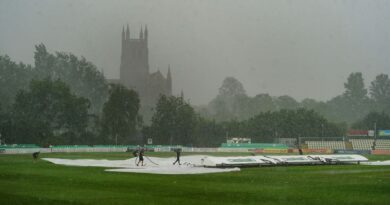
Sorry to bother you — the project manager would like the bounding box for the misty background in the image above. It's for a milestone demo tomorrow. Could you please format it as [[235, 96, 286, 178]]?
[[1, 0, 389, 105]]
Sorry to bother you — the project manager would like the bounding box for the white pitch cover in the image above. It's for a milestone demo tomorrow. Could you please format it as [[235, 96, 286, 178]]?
[[202, 155, 368, 167]]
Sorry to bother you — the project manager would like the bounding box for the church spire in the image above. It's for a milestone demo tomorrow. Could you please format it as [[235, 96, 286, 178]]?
[[144, 25, 148, 42], [139, 26, 144, 39], [167, 65, 172, 95], [121, 26, 125, 55], [122, 26, 125, 42], [167, 65, 171, 80], [126, 24, 130, 40]]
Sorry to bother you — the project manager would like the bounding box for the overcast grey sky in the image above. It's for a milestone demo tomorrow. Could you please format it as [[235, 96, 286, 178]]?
[[1, 0, 389, 105]]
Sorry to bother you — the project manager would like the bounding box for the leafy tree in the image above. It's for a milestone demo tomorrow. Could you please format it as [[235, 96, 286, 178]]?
[[218, 77, 246, 97], [0, 103, 4, 143], [231, 95, 252, 120], [101, 84, 140, 144], [244, 111, 277, 142], [177, 108, 345, 146], [0, 103, 13, 145], [33, 44, 109, 113], [34, 44, 56, 78], [325, 95, 349, 122], [344, 72, 368, 100], [244, 109, 345, 142], [220, 120, 245, 139], [252, 94, 276, 113], [2, 46, 108, 114], [192, 117, 225, 147], [325, 72, 371, 124], [208, 77, 304, 121], [149, 95, 196, 145], [275, 95, 299, 110], [370, 74, 390, 113], [208, 77, 247, 121], [301, 98, 324, 111], [208, 96, 232, 121], [11, 79, 90, 145], [352, 112, 390, 131], [370, 74, 390, 101], [0, 55, 34, 109]]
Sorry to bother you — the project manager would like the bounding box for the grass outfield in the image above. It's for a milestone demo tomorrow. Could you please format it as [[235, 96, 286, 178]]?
[[0, 153, 389, 205]]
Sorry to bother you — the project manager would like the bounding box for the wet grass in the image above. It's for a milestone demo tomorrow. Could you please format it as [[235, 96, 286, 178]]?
[[0, 153, 389, 205]]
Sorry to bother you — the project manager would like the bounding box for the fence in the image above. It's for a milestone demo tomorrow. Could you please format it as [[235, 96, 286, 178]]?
[[0, 146, 221, 154]]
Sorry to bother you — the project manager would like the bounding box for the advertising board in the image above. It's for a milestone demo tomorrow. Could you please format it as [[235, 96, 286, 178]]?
[[371, 150, 390, 155], [262, 149, 288, 154], [302, 148, 333, 154], [378, 130, 390, 136], [334, 150, 370, 155]]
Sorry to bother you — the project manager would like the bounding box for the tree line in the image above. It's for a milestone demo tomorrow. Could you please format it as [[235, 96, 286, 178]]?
[[145, 96, 346, 147], [201, 74, 390, 125], [1, 45, 389, 146]]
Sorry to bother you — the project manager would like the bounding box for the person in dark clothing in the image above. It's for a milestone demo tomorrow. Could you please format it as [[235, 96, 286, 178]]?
[[32, 151, 40, 161], [173, 149, 181, 165], [298, 148, 303, 155], [137, 149, 144, 166], [132, 150, 138, 158], [132, 149, 139, 165]]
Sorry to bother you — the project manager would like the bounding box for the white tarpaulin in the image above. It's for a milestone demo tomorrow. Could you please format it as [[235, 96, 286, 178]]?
[[43, 154, 369, 174], [361, 160, 390, 166], [43, 155, 240, 175], [202, 154, 369, 167]]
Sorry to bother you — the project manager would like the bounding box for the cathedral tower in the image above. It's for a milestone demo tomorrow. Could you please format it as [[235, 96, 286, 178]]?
[[120, 25, 149, 95], [119, 25, 172, 106]]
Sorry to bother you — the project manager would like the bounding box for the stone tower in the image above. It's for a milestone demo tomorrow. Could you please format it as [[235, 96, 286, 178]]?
[[119, 25, 172, 106]]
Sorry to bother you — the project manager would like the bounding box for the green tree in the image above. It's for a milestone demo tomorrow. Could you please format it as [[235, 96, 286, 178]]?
[[370, 74, 390, 113], [325, 72, 371, 124], [244, 109, 345, 142], [208, 97, 232, 121], [301, 98, 333, 121], [232, 95, 252, 120], [220, 120, 245, 139], [0, 103, 4, 143], [34, 44, 56, 78], [344, 72, 368, 100], [192, 117, 225, 147], [101, 84, 140, 144], [275, 95, 299, 110], [218, 77, 246, 97], [149, 95, 196, 145], [0, 102, 15, 145], [352, 112, 390, 131], [208, 77, 247, 121], [0, 55, 34, 109], [11, 79, 90, 145], [33, 44, 109, 113], [252, 94, 276, 113]]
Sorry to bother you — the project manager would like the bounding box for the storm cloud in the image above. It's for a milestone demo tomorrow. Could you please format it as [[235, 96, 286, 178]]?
[[1, 0, 389, 105]]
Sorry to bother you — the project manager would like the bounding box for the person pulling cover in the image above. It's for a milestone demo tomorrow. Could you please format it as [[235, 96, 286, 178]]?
[[132, 149, 139, 158], [173, 148, 181, 165], [137, 149, 145, 166], [32, 151, 40, 161]]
